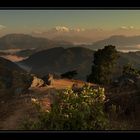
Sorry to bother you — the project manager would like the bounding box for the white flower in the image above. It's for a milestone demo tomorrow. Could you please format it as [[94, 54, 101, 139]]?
[[31, 98, 38, 103]]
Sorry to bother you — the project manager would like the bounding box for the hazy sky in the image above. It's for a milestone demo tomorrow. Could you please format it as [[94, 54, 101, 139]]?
[[0, 10, 140, 34]]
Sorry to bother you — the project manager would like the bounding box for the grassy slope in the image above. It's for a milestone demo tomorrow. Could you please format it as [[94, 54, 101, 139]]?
[[0, 78, 93, 130]]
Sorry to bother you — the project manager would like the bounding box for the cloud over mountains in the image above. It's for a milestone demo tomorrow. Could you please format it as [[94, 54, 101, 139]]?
[[31, 26, 140, 44], [32, 26, 86, 34], [0, 25, 6, 30], [120, 26, 134, 30]]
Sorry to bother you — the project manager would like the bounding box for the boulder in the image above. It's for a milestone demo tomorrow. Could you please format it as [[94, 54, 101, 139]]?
[[42, 73, 54, 86], [31, 76, 46, 87]]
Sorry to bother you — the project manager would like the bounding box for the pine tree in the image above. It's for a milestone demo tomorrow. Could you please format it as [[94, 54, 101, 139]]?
[[87, 45, 119, 85]]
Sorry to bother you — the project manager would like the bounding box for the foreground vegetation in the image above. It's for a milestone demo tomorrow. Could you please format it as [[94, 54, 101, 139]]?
[[21, 84, 109, 130]]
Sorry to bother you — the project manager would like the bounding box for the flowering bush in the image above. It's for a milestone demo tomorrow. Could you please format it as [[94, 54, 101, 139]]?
[[22, 84, 109, 130]]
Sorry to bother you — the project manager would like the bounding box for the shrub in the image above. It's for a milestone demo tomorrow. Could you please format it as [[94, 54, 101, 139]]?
[[61, 70, 78, 79], [122, 63, 140, 77], [21, 84, 109, 130]]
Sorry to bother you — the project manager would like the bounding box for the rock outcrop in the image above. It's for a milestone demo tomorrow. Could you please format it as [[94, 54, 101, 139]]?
[[42, 73, 54, 86], [31, 76, 46, 88]]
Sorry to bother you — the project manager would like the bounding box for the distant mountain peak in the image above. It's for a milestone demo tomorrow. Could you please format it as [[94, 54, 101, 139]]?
[[52, 26, 85, 33], [55, 26, 70, 32]]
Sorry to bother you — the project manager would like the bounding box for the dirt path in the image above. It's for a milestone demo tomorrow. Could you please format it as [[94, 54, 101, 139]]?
[[0, 104, 30, 130], [0, 79, 92, 130], [0, 86, 53, 130]]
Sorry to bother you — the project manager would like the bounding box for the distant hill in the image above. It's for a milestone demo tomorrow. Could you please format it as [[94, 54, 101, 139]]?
[[2, 34, 140, 57], [0, 57, 24, 72], [20, 47, 94, 80], [19, 47, 140, 81], [118, 51, 140, 68], [52, 35, 93, 44], [90, 35, 140, 50], [0, 34, 73, 50]]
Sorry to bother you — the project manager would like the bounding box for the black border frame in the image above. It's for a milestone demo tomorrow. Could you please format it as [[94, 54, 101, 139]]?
[[0, 5, 140, 138]]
